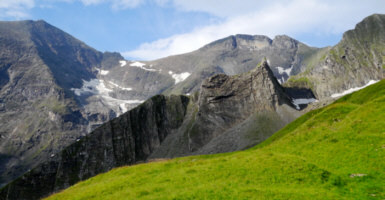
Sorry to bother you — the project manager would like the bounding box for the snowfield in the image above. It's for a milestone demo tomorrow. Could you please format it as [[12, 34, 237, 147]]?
[[129, 62, 158, 72], [71, 79, 143, 116], [96, 68, 109, 75], [119, 60, 127, 67]]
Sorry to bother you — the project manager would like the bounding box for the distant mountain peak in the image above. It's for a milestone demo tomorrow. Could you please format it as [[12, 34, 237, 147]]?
[[201, 34, 273, 51]]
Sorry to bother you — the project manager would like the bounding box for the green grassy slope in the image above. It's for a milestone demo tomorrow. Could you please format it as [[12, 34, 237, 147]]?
[[47, 81, 385, 200]]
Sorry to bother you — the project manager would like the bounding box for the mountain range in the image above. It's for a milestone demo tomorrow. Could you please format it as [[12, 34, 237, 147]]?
[[0, 14, 384, 199]]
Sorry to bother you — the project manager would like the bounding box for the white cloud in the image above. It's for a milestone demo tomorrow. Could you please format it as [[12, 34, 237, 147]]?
[[110, 0, 143, 9], [168, 0, 273, 17], [123, 0, 385, 60], [77, 0, 144, 9], [0, 0, 34, 19], [0, 0, 34, 9], [80, 0, 104, 5]]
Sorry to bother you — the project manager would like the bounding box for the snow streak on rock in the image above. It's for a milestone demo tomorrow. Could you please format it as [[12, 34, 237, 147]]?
[[331, 80, 379, 98]]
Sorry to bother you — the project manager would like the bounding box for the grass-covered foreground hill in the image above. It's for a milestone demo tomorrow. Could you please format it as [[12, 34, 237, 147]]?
[[47, 80, 385, 200]]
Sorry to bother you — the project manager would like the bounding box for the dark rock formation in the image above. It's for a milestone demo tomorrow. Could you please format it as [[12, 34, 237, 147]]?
[[0, 95, 189, 200]]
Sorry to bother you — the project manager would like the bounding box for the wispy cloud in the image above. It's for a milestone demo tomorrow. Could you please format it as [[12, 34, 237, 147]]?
[[78, 0, 144, 9], [123, 0, 385, 60], [0, 0, 34, 19]]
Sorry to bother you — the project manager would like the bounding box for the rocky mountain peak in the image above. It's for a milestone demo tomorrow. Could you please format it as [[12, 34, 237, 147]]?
[[199, 60, 291, 114], [342, 14, 385, 43], [272, 35, 299, 49], [201, 34, 273, 51], [188, 61, 295, 151]]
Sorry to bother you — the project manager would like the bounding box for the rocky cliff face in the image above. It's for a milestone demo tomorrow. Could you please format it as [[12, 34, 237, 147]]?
[[0, 95, 189, 200], [285, 14, 385, 99]]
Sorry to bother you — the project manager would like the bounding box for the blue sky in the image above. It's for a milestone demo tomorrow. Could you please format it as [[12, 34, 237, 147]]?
[[1, 0, 385, 60]]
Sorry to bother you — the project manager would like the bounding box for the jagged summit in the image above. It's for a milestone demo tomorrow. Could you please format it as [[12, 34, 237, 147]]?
[[187, 61, 297, 152]]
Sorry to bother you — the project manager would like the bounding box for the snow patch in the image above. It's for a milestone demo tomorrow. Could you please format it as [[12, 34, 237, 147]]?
[[119, 60, 127, 67], [130, 61, 146, 67], [292, 98, 318, 110], [331, 80, 379, 98], [277, 66, 292, 76], [168, 71, 191, 84], [130, 61, 158, 72], [119, 103, 128, 113], [100, 70, 109, 75], [96, 68, 110, 75], [71, 79, 111, 96], [108, 81, 132, 91]]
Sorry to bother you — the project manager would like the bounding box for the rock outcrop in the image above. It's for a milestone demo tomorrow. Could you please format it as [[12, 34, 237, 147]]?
[[0, 95, 189, 200]]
